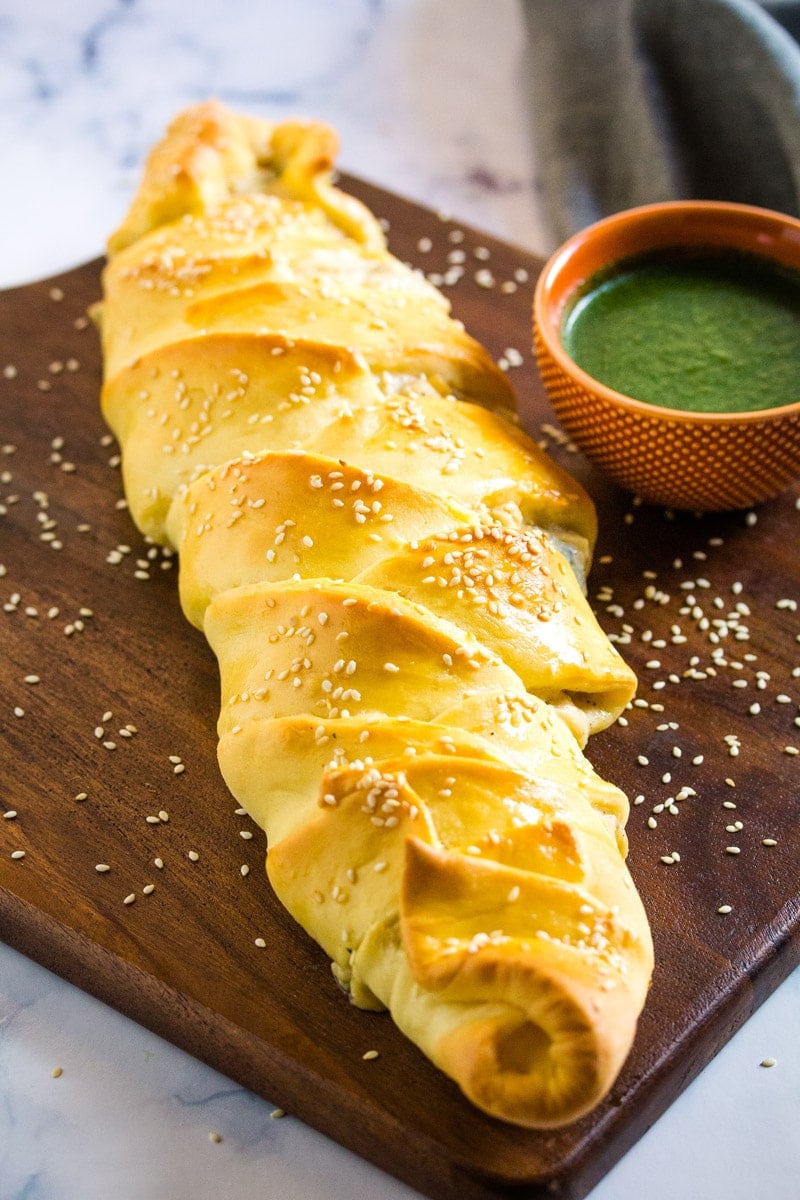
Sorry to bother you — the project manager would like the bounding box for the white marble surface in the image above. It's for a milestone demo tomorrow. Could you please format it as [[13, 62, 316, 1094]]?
[[0, 3, 798, 1198]]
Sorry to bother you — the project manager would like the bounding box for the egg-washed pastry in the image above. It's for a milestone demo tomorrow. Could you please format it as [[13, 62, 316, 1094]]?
[[96, 100, 652, 1129]]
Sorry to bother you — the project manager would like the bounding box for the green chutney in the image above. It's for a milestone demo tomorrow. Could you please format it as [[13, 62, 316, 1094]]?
[[561, 248, 800, 413]]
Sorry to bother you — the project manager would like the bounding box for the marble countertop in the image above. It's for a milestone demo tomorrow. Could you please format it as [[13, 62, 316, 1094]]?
[[1, 3, 798, 1198]]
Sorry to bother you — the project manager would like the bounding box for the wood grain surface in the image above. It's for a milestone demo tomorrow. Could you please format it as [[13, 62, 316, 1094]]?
[[1, 175, 798, 1200]]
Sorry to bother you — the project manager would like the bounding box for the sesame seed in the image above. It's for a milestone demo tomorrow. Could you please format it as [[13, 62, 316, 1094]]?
[[762, 838, 778, 847], [240, 830, 253, 840], [717, 905, 732, 914], [270, 1108, 285, 1119], [760, 1058, 777, 1068], [51, 1066, 63, 1078], [188, 850, 200, 862], [10, 850, 26, 860], [123, 893, 136, 905], [3, 810, 17, 820], [254, 937, 266, 948], [240, 864, 250, 877], [208, 1131, 223, 1143], [95, 864, 111, 873], [362, 1050, 380, 1060], [725, 846, 741, 855], [142, 884, 155, 895]]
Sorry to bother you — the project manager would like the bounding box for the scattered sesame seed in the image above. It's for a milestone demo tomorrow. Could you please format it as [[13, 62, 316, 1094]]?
[[51, 1067, 63, 1078], [10, 850, 25, 860], [760, 1058, 777, 1068], [717, 905, 732, 914], [188, 850, 200, 862], [270, 1108, 285, 1120], [254, 937, 266, 948], [362, 1050, 380, 1060], [95, 864, 111, 873], [208, 1131, 223, 1143], [123, 893, 136, 905], [240, 864, 250, 877]]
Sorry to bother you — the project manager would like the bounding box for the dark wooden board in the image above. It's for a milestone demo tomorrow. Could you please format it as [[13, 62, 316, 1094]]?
[[1, 175, 798, 1200]]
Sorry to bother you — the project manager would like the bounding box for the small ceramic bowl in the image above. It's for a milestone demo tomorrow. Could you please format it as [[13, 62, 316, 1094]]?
[[533, 201, 800, 511]]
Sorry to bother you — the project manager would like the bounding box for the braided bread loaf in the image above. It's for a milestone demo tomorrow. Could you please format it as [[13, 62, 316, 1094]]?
[[97, 101, 653, 1129]]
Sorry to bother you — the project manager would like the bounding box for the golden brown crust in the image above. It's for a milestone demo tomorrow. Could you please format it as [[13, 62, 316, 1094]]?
[[100, 101, 652, 1130], [107, 100, 384, 255]]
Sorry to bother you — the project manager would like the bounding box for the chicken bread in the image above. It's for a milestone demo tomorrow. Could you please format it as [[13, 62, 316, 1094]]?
[[96, 100, 653, 1129]]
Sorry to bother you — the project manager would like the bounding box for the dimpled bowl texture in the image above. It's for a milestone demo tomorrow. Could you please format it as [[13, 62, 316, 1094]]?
[[533, 201, 800, 511]]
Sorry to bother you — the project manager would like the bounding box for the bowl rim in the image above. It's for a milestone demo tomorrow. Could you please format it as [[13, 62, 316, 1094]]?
[[533, 199, 800, 426]]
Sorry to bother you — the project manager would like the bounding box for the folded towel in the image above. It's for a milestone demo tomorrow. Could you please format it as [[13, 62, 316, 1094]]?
[[521, 0, 800, 247]]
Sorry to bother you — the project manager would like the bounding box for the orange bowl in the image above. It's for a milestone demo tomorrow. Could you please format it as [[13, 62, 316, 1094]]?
[[533, 201, 800, 511]]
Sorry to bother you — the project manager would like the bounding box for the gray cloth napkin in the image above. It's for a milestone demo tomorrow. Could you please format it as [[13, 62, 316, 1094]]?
[[522, 0, 800, 247]]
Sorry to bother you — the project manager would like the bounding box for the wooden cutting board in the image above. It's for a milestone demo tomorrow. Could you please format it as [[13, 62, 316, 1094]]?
[[1, 175, 798, 1200]]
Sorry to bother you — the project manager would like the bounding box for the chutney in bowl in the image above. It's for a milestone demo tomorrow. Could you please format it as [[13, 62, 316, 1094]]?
[[533, 201, 800, 511]]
